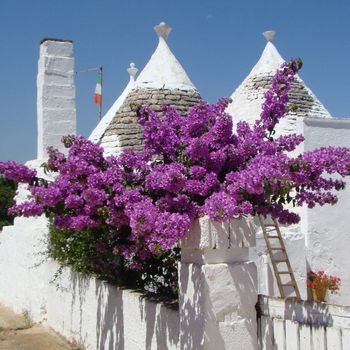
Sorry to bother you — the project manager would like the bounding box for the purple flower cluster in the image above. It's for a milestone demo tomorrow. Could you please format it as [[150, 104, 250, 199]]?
[[2, 59, 350, 267], [257, 59, 302, 132], [0, 161, 37, 183]]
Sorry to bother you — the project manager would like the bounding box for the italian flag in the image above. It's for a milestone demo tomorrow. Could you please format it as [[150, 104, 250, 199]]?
[[93, 75, 102, 106]]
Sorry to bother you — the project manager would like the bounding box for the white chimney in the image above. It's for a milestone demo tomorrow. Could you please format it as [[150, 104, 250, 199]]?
[[37, 38, 76, 160]]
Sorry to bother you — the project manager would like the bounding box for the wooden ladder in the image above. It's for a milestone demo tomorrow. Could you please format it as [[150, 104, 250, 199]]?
[[258, 214, 301, 299]]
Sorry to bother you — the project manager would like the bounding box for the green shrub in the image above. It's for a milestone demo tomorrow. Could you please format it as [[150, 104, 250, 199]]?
[[48, 224, 179, 299], [0, 176, 17, 230]]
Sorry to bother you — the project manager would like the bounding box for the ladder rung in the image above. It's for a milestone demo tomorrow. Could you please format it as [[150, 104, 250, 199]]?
[[266, 235, 280, 238], [278, 271, 291, 274], [270, 247, 284, 250], [274, 259, 288, 263], [264, 224, 277, 227]]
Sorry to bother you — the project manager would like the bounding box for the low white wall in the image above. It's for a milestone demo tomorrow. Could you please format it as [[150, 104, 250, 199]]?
[[0, 215, 179, 350], [46, 265, 179, 349], [258, 295, 350, 328], [258, 295, 350, 349], [0, 216, 49, 321]]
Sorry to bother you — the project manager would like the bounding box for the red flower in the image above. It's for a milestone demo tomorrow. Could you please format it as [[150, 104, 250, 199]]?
[[307, 271, 340, 294]]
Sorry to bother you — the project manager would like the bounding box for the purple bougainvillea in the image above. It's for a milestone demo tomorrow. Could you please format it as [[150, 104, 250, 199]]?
[[1, 59, 350, 266]]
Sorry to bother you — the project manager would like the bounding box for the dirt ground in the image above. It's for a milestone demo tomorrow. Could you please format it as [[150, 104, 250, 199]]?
[[0, 304, 82, 350]]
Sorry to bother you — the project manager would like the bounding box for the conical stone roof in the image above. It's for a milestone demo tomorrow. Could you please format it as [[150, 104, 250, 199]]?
[[226, 31, 332, 135], [99, 22, 201, 156], [89, 63, 138, 144]]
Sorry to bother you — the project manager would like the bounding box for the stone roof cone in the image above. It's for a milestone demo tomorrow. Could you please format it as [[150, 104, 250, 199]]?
[[226, 31, 332, 135], [99, 22, 201, 155], [89, 63, 138, 143]]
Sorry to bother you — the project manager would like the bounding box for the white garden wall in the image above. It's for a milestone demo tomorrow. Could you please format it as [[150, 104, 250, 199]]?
[[0, 210, 179, 350], [45, 265, 179, 349], [0, 216, 49, 321], [0, 181, 262, 350], [258, 295, 350, 349]]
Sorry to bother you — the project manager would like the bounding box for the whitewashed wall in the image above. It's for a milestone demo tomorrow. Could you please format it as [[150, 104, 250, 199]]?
[[0, 207, 258, 350], [46, 265, 179, 349], [251, 221, 308, 300], [301, 118, 350, 306], [258, 295, 350, 350], [0, 216, 49, 321], [253, 117, 350, 306], [179, 217, 258, 350], [0, 205, 179, 350]]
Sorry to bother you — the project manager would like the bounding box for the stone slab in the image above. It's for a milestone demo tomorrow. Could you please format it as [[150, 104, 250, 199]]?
[[182, 216, 256, 250]]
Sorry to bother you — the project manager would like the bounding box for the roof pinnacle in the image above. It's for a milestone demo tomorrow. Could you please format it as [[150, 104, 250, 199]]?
[[263, 30, 276, 42], [127, 62, 138, 79], [154, 22, 172, 41]]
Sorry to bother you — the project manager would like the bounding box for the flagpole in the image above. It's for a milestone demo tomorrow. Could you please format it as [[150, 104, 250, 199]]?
[[99, 65, 103, 120], [76, 65, 103, 121]]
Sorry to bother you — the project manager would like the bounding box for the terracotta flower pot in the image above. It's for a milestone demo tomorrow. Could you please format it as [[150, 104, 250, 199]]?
[[311, 286, 327, 302]]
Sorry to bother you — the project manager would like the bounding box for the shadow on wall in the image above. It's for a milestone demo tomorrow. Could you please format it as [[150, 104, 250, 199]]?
[[141, 293, 179, 350], [257, 295, 334, 349], [70, 271, 95, 347], [95, 279, 124, 350], [179, 261, 258, 349], [257, 295, 334, 333], [283, 298, 333, 327], [179, 263, 205, 349], [67, 270, 179, 350], [229, 263, 258, 349]]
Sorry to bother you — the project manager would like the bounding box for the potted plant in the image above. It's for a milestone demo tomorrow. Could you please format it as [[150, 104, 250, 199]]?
[[307, 271, 340, 302]]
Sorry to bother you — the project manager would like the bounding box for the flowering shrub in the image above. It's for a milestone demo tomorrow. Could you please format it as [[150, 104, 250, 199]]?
[[307, 271, 341, 294], [1, 58, 350, 273], [48, 224, 180, 297]]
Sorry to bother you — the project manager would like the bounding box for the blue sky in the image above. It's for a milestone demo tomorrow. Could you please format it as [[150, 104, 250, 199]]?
[[0, 0, 349, 162]]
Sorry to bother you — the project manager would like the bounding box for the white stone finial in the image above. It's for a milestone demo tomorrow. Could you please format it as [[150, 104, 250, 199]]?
[[263, 30, 276, 42], [127, 62, 138, 79], [154, 22, 172, 40]]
